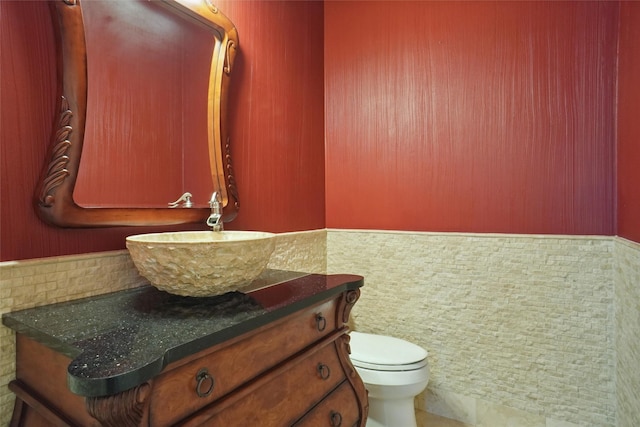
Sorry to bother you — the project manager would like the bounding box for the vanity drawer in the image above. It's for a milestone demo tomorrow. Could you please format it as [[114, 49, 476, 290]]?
[[149, 297, 340, 426], [293, 381, 361, 427], [181, 339, 346, 426]]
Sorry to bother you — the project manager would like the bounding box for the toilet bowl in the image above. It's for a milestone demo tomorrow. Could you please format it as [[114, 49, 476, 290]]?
[[349, 331, 429, 427]]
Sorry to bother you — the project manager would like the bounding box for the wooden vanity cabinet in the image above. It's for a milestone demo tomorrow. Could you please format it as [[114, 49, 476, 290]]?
[[7, 282, 368, 427]]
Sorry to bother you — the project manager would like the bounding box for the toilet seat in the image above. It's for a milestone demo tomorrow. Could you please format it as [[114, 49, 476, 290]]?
[[349, 331, 428, 372]]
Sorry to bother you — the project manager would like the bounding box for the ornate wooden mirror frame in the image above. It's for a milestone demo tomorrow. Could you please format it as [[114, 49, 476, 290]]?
[[35, 0, 239, 227]]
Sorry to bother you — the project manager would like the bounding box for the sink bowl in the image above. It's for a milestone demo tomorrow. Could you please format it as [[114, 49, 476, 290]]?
[[126, 231, 276, 297]]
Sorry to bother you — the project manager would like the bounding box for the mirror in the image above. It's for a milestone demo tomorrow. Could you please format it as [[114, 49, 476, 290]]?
[[35, 0, 239, 227], [76, 0, 214, 209]]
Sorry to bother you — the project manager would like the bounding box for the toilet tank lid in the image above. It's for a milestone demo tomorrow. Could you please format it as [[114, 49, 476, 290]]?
[[349, 331, 428, 366]]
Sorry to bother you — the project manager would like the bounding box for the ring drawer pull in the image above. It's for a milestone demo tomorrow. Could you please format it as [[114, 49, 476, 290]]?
[[317, 363, 331, 380], [329, 410, 342, 426], [195, 368, 214, 398], [315, 313, 327, 331]]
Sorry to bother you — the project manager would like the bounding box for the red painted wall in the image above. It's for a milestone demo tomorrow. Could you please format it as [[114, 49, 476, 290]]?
[[325, 1, 617, 235], [617, 2, 640, 243], [0, 0, 325, 261], [2, 1, 634, 261], [217, 0, 326, 234]]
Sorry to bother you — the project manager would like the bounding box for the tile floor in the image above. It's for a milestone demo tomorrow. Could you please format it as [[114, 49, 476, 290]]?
[[419, 412, 472, 427]]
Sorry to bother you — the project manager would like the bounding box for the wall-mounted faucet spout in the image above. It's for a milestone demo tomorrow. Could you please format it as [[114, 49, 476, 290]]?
[[207, 191, 223, 231], [168, 192, 193, 208]]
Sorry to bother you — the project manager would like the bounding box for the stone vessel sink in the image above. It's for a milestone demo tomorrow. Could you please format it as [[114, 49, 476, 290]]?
[[126, 231, 276, 297]]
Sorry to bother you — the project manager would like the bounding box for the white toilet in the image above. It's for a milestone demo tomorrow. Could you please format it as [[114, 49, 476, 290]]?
[[349, 331, 429, 427]]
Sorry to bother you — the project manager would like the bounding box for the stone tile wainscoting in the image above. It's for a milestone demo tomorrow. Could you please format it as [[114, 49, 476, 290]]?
[[615, 238, 640, 427], [1, 229, 638, 426], [0, 230, 327, 426], [328, 230, 640, 427]]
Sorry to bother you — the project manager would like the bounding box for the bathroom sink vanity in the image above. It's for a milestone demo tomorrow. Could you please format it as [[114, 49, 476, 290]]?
[[3, 271, 368, 426]]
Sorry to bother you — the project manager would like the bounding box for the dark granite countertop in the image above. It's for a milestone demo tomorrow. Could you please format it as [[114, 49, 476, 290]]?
[[2, 270, 363, 398]]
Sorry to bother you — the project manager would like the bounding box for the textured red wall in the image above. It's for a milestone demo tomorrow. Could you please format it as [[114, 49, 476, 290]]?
[[0, 0, 325, 261], [617, 2, 640, 243], [1, 1, 632, 262], [325, 1, 617, 235], [217, 0, 326, 233]]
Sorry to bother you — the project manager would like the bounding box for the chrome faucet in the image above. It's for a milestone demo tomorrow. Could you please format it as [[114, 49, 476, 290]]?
[[206, 191, 223, 231], [168, 192, 193, 208]]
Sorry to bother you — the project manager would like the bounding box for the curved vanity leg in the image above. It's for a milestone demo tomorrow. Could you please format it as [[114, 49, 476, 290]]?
[[85, 382, 150, 427], [335, 333, 369, 427], [335, 288, 369, 426]]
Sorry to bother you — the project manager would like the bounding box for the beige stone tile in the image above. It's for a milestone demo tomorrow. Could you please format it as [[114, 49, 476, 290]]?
[[476, 400, 545, 427], [546, 417, 580, 427], [327, 230, 617, 426], [418, 388, 476, 425], [417, 410, 473, 427], [268, 229, 327, 273]]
